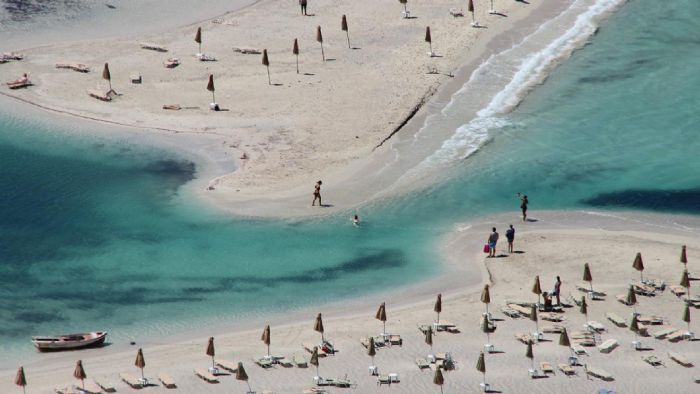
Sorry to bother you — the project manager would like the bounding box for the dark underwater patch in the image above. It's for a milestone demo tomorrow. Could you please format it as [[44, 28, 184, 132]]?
[[582, 188, 700, 213]]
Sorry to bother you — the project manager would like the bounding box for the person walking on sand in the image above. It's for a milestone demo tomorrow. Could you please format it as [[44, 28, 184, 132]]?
[[553, 276, 562, 306], [505, 224, 515, 253], [312, 180, 322, 206], [518, 193, 529, 221], [487, 227, 499, 258], [299, 0, 308, 15], [352, 214, 360, 227]]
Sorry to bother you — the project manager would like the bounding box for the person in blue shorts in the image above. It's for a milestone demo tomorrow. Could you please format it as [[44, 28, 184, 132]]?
[[487, 227, 499, 258]]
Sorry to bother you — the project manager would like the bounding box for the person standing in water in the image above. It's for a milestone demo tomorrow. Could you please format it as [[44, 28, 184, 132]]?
[[505, 225, 515, 253], [352, 215, 360, 227], [487, 227, 499, 258], [518, 193, 529, 221], [312, 180, 322, 206]]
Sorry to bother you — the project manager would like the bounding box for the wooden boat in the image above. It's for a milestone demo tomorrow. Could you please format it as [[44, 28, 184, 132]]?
[[32, 331, 107, 351]]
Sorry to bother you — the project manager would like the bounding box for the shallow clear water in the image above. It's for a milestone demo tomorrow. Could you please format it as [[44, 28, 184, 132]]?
[[1, 0, 699, 362]]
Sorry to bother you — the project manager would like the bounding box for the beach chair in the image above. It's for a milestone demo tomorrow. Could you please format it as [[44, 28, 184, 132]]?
[[333, 376, 353, 388], [449, 8, 464, 17], [540, 362, 555, 374], [416, 357, 430, 370], [302, 388, 328, 394], [216, 359, 239, 372], [434, 321, 459, 332], [194, 368, 219, 383], [130, 72, 142, 84], [585, 321, 606, 333], [652, 327, 677, 339], [140, 43, 168, 52], [669, 285, 686, 297], [197, 54, 217, 61], [586, 366, 614, 381], [91, 379, 115, 393], [314, 377, 335, 386], [508, 303, 531, 316], [388, 334, 403, 346], [515, 333, 534, 344], [633, 282, 656, 296], [158, 373, 176, 389], [558, 363, 576, 376], [87, 89, 113, 102], [254, 357, 273, 368], [292, 354, 308, 368], [606, 312, 627, 327], [542, 324, 564, 334], [6, 80, 32, 89], [598, 339, 618, 354], [501, 306, 520, 318], [571, 344, 589, 356], [668, 351, 693, 367], [388, 373, 400, 383], [119, 373, 143, 388], [539, 312, 564, 322], [643, 355, 663, 367], [277, 357, 293, 368], [637, 315, 664, 325], [667, 330, 686, 342], [377, 374, 390, 386]]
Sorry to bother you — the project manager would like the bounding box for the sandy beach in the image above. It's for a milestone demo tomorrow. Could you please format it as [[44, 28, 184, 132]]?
[[0, 0, 563, 217], [2, 210, 698, 393]]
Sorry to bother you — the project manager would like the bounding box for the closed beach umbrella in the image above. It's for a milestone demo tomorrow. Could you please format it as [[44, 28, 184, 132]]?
[[261, 325, 271, 357], [481, 314, 492, 346], [102, 63, 112, 91], [314, 313, 325, 342], [367, 337, 376, 366], [525, 340, 534, 370], [341, 15, 350, 48], [579, 295, 588, 322], [681, 270, 691, 288], [530, 304, 539, 335], [476, 351, 486, 387], [425, 326, 433, 354], [681, 245, 688, 267], [310, 346, 320, 377], [206, 337, 216, 370], [425, 26, 433, 55], [135, 348, 146, 381], [629, 313, 639, 343], [626, 285, 637, 313], [683, 303, 691, 334], [633, 252, 645, 281], [236, 362, 253, 393], [262, 49, 271, 85], [15, 366, 26, 394], [195, 26, 202, 54], [583, 263, 594, 293], [434, 293, 442, 324], [73, 360, 86, 390], [316, 26, 325, 61], [559, 327, 573, 358], [293, 38, 300, 74], [376, 302, 387, 335], [206, 74, 215, 103], [532, 275, 542, 305], [433, 367, 444, 394], [481, 284, 491, 316]]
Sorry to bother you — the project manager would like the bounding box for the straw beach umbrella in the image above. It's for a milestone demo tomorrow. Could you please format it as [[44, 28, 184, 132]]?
[[434, 293, 442, 324], [73, 360, 86, 390], [683, 303, 692, 336], [425, 326, 434, 355], [681, 269, 691, 298], [261, 325, 271, 358], [433, 367, 444, 394], [236, 362, 253, 393], [135, 348, 146, 382], [633, 252, 645, 282], [525, 340, 534, 371], [206, 74, 215, 104], [15, 366, 26, 394], [468, 0, 478, 27], [481, 284, 491, 317], [292, 39, 300, 74], [310, 346, 320, 378], [194, 26, 202, 54], [262, 49, 271, 85], [206, 337, 216, 371], [626, 284, 638, 314], [316, 26, 325, 61], [579, 295, 588, 323], [314, 313, 325, 343], [341, 15, 350, 49], [425, 26, 433, 56], [102, 63, 112, 92], [476, 351, 487, 390], [583, 263, 594, 294], [532, 275, 542, 305], [559, 327, 575, 360], [376, 302, 387, 335], [681, 245, 688, 269]]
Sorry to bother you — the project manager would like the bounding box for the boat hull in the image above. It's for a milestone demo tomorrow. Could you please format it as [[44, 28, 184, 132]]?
[[32, 332, 107, 352]]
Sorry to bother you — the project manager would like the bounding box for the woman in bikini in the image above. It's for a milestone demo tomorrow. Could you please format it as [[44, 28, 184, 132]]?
[[312, 180, 322, 206]]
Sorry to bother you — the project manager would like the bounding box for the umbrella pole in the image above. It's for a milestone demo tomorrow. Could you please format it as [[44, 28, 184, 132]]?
[[320, 43, 325, 61], [296, 54, 299, 74], [266, 66, 271, 85], [491, 0, 494, 12], [212, 356, 215, 371], [346, 31, 350, 49], [383, 321, 386, 336], [267, 344, 270, 358], [429, 42, 432, 56], [211, 91, 215, 104], [199, 43, 202, 54], [141, 367, 144, 381], [436, 311, 439, 324]]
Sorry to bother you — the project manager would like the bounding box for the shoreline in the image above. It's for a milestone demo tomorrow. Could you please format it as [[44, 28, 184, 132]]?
[[3, 208, 698, 392]]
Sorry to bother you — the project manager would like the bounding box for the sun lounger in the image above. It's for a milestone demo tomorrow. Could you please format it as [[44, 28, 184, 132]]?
[[586, 366, 613, 381], [119, 373, 143, 388], [571, 330, 595, 339], [643, 355, 663, 366], [2, 52, 23, 60], [633, 282, 656, 296], [78, 381, 103, 393], [558, 363, 576, 375], [585, 321, 606, 332], [87, 89, 114, 102], [434, 321, 460, 333], [215, 359, 239, 372], [158, 373, 176, 389], [606, 312, 627, 327], [571, 344, 589, 356], [275, 357, 293, 367], [542, 324, 565, 333], [540, 362, 554, 374], [377, 374, 390, 385], [669, 285, 686, 296], [415, 357, 430, 369], [598, 339, 618, 354], [254, 357, 273, 368], [616, 294, 632, 305], [54, 387, 78, 394], [501, 306, 520, 318], [515, 333, 535, 344], [194, 368, 219, 383], [314, 377, 335, 386], [140, 43, 168, 52], [667, 330, 686, 342], [333, 376, 353, 388], [302, 388, 328, 394], [164, 58, 180, 68], [508, 303, 532, 316], [577, 284, 606, 299], [668, 351, 693, 367], [292, 354, 308, 368], [637, 315, 663, 325], [197, 54, 217, 61], [539, 312, 564, 322], [652, 327, 677, 339], [449, 8, 464, 17], [233, 47, 262, 55], [91, 379, 114, 393], [388, 334, 403, 346], [55, 63, 90, 73], [6, 80, 32, 89]]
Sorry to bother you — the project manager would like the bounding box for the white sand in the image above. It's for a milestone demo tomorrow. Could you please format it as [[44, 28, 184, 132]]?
[[2, 210, 699, 393], [1, 0, 560, 218]]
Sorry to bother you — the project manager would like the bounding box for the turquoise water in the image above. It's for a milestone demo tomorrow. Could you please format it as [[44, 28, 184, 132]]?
[[2, 0, 699, 361]]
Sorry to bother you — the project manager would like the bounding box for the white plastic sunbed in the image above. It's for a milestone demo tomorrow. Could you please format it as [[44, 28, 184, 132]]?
[[158, 372, 176, 389], [119, 373, 143, 388], [586, 366, 613, 381], [194, 368, 219, 383], [668, 351, 693, 367], [598, 339, 618, 354], [606, 312, 627, 327]]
